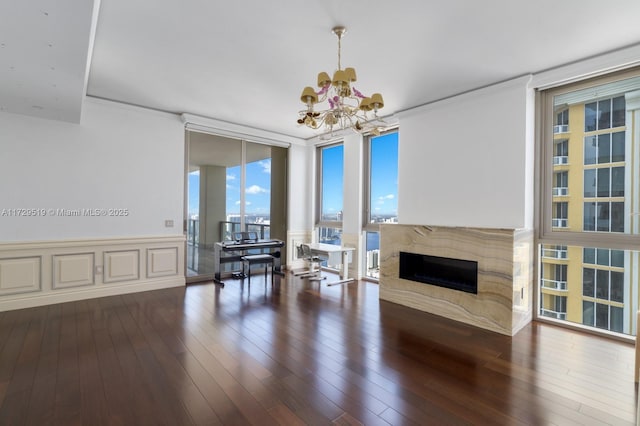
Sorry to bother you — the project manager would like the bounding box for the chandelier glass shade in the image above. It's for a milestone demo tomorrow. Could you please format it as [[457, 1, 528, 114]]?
[[298, 26, 385, 135]]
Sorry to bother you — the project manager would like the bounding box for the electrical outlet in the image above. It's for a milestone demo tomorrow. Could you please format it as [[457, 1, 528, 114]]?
[[165, 219, 174, 227]]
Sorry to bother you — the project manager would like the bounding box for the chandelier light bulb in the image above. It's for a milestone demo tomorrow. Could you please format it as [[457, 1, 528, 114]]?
[[297, 26, 385, 135]]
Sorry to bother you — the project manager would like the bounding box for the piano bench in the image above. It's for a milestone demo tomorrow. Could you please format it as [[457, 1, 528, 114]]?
[[241, 254, 275, 286]]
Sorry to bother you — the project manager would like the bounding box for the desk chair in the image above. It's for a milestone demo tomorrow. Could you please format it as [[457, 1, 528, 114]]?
[[293, 244, 326, 282], [241, 254, 274, 286]]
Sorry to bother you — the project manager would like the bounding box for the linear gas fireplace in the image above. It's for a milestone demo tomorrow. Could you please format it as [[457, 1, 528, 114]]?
[[399, 251, 478, 294]]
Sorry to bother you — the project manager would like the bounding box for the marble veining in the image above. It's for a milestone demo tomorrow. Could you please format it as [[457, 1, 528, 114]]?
[[380, 224, 533, 336]]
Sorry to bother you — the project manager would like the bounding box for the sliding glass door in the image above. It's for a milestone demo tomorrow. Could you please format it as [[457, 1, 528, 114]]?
[[185, 131, 287, 282]]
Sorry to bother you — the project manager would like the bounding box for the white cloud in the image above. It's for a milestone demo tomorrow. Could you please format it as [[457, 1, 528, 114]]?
[[227, 174, 236, 181], [246, 184, 267, 194], [259, 160, 271, 174], [376, 194, 395, 204]]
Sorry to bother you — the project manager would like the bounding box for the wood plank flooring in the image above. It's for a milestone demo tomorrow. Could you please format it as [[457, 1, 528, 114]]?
[[0, 273, 636, 425]]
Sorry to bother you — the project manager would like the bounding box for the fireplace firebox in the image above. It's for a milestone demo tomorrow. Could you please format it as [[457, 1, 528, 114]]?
[[399, 252, 478, 294]]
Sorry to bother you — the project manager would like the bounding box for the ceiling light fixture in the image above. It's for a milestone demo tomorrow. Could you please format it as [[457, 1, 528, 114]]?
[[297, 26, 385, 135]]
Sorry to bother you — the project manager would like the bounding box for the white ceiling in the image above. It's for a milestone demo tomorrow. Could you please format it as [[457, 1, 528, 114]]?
[[3, 0, 640, 139]]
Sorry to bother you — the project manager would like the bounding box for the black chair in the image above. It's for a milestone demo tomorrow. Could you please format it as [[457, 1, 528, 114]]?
[[241, 254, 274, 285]]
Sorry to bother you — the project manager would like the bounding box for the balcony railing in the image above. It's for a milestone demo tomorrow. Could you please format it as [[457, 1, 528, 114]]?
[[541, 247, 568, 259], [220, 221, 270, 241], [187, 219, 199, 246], [541, 278, 568, 291], [187, 219, 271, 246], [552, 218, 568, 228], [553, 156, 568, 165], [540, 309, 567, 320], [553, 124, 569, 134], [552, 187, 568, 196]]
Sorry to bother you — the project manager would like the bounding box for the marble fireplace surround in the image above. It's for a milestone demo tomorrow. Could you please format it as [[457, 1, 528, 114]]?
[[379, 224, 534, 336]]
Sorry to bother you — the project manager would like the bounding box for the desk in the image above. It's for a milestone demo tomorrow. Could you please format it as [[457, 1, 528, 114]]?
[[213, 239, 284, 286], [307, 243, 355, 286]]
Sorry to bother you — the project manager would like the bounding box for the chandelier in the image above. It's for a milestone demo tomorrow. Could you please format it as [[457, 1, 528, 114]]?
[[297, 26, 385, 135]]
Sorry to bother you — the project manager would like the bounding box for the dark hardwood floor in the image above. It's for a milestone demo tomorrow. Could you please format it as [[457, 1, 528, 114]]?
[[0, 272, 636, 425]]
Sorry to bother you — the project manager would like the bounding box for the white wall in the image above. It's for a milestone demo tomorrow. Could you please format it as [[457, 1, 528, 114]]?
[[287, 143, 314, 232], [0, 97, 185, 241], [396, 75, 534, 229], [342, 133, 364, 235]]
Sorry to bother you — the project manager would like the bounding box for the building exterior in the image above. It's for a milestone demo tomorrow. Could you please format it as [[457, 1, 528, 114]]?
[[539, 81, 640, 335]]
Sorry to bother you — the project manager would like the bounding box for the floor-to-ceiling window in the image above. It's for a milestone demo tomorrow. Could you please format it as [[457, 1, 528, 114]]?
[[315, 142, 344, 269], [317, 142, 344, 244], [186, 131, 287, 281], [537, 69, 640, 337], [363, 129, 398, 280]]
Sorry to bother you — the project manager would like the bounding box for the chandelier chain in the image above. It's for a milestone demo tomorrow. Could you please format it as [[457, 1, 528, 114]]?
[[337, 33, 342, 70]]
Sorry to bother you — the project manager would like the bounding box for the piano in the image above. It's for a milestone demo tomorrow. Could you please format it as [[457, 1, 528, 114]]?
[[213, 231, 285, 286]]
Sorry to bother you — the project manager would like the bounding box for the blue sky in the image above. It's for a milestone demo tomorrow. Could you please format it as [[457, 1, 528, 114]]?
[[369, 132, 399, 216], [188, 159, 272, 217], [322, 132, 398, 217], [189, 132, 398, 218]]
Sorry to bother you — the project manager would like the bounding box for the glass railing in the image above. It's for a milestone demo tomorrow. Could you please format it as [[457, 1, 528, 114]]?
[[220, 221, 271, 241], [540, 309, 567, 320], [553, 124, 569, 134], [552, 218, 568, 228], [541, 278, 568, 291], [187, 219, 271, 246], [552, 187, 569, 196], [187, 219, 199, 246], [541, 246, 568, 259], [553, 156, 569, 165]]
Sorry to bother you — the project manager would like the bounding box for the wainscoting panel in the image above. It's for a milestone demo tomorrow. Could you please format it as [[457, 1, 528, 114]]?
[[147, 247, 178, 278], [287, 230, 313, 271], [0, 256, 41, 296], [0, 236, 185, 311], [52, 252, 95, 289], [104, 250, 140, 283]]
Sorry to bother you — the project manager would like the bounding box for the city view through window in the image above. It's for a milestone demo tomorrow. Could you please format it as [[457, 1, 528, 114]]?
[[188, 157, 273, 244], [318, 132, 399, 278], [540, 76, 640, 336], [189, 132, 399, 280]]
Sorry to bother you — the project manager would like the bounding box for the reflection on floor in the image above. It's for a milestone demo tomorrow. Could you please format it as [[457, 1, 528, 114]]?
[[186, 244, 217, 277]]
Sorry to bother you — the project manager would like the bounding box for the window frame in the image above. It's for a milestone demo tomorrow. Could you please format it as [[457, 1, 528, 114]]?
[[315, 141, 344, 231], [362, 128, 399, 233], [536, 67, 640, 252]]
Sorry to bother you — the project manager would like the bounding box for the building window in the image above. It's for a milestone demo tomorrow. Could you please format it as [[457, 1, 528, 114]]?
[[584, 132, 625, 165], [582, 302, 623, 332], [552, 202, 568, 228], [583, 201, 624, 232], [556, 108, 569, 126], [538, 69, 640, 336], [363, 129, 398, 279], [553, 171, 568, 196], [554, 139, 569, 164], [584, 95, 625, 131]]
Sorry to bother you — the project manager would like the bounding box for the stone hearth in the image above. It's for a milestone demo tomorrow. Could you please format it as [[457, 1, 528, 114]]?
[[379, 224, 533, 336]]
